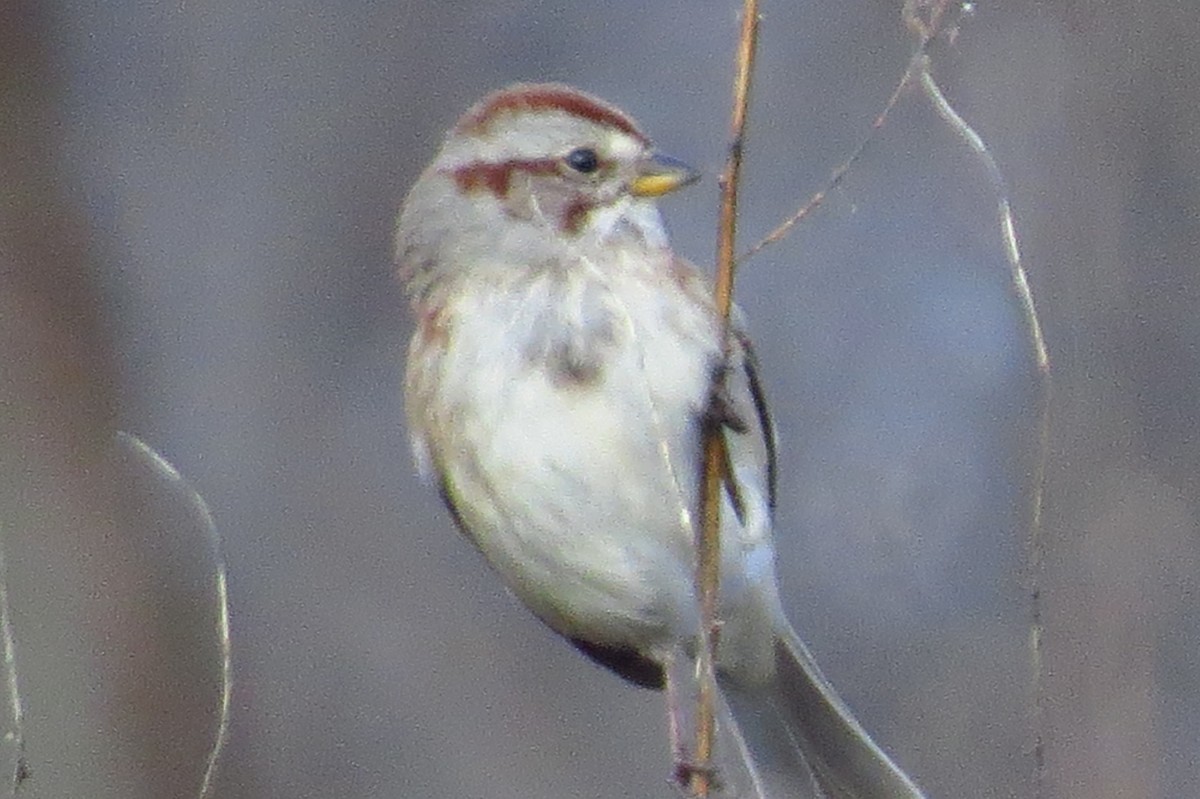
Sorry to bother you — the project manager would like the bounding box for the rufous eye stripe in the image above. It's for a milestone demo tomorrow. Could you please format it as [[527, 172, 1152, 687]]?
[[455, 83, 649, 145], [446, 158, 560, 198]]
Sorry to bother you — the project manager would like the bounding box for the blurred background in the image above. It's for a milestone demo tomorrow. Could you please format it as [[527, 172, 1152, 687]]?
[[2, 1, 1197, 797]]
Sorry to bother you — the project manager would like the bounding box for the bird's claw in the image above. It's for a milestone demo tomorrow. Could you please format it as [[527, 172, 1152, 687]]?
[[671, 757, 722, 796]]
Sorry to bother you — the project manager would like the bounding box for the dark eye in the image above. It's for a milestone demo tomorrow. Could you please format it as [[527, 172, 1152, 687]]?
[[564, 147, 600, 174]]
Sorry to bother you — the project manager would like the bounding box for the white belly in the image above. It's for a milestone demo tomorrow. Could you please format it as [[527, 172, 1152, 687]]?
[[406, 263, 778, 672]]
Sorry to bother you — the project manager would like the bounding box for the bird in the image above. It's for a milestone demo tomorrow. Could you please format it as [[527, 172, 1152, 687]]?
[[396, 82, 927, 798]]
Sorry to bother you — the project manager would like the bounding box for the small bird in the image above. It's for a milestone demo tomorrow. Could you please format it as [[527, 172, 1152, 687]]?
[[397, 83, 926, 798]]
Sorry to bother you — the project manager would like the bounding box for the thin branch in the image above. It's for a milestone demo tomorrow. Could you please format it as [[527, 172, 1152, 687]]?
[[691, 1, 759, 796], [742, 53, 921, 262], [739, 2, 1052, 795], [742, 0, 964, 262], [917, 63, 1051, 799], [0, 540, 28, 795], [917, 68, 1048, 374], [198, 547, 232, 799], [116, 433, 233, 799]]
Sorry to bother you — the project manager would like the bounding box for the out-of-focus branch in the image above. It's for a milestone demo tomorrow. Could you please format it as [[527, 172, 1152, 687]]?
[[0, 5, 233, 798], [691, 1, 759, 796], [0, 545, 27, 794], [0, 3, 115, 789], [113, 434, 234, 799]]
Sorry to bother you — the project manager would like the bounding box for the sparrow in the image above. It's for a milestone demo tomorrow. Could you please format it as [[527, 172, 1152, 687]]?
[[397, 82, 926, 799]]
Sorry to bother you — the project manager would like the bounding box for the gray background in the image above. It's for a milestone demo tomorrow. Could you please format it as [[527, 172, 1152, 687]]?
[[2, 1, 1198, 797]]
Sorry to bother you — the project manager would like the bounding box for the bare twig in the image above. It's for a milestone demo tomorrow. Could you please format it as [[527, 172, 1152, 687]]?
[[742, 53, 921, 262], [691, 1, 759, 796], [0, 540, 28, 795], [739, 2, 1052, 794], [743, 0, 963, 262], [917, 61, 1051, 799]]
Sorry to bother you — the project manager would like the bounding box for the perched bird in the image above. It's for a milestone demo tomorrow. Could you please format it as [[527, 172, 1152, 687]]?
[[397, 82, 926, 798]]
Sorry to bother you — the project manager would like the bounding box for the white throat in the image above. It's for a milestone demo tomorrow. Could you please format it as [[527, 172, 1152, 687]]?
[[584, 197, 669, 252]]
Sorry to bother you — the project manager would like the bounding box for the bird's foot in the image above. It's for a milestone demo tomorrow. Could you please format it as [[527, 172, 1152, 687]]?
[[671, 757, 721, 796]]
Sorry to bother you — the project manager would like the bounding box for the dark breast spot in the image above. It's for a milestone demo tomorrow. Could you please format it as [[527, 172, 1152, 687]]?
[[547, 340, 605, 388]]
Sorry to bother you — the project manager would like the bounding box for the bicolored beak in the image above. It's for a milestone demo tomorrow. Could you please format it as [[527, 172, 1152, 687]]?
[[630, 152, 700, 198]]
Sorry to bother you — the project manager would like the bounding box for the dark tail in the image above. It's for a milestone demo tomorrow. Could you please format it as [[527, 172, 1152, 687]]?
[[718, 622, 926, 799]]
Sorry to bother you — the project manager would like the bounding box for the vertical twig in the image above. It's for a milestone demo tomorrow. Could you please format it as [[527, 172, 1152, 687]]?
[[0, 540, 28, 794], [917, 64, 1051, 799], [691, 1, 759, 796]]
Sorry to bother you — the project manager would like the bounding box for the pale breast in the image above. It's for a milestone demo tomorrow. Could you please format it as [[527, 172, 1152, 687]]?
[[407, 256, 723, 651]]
